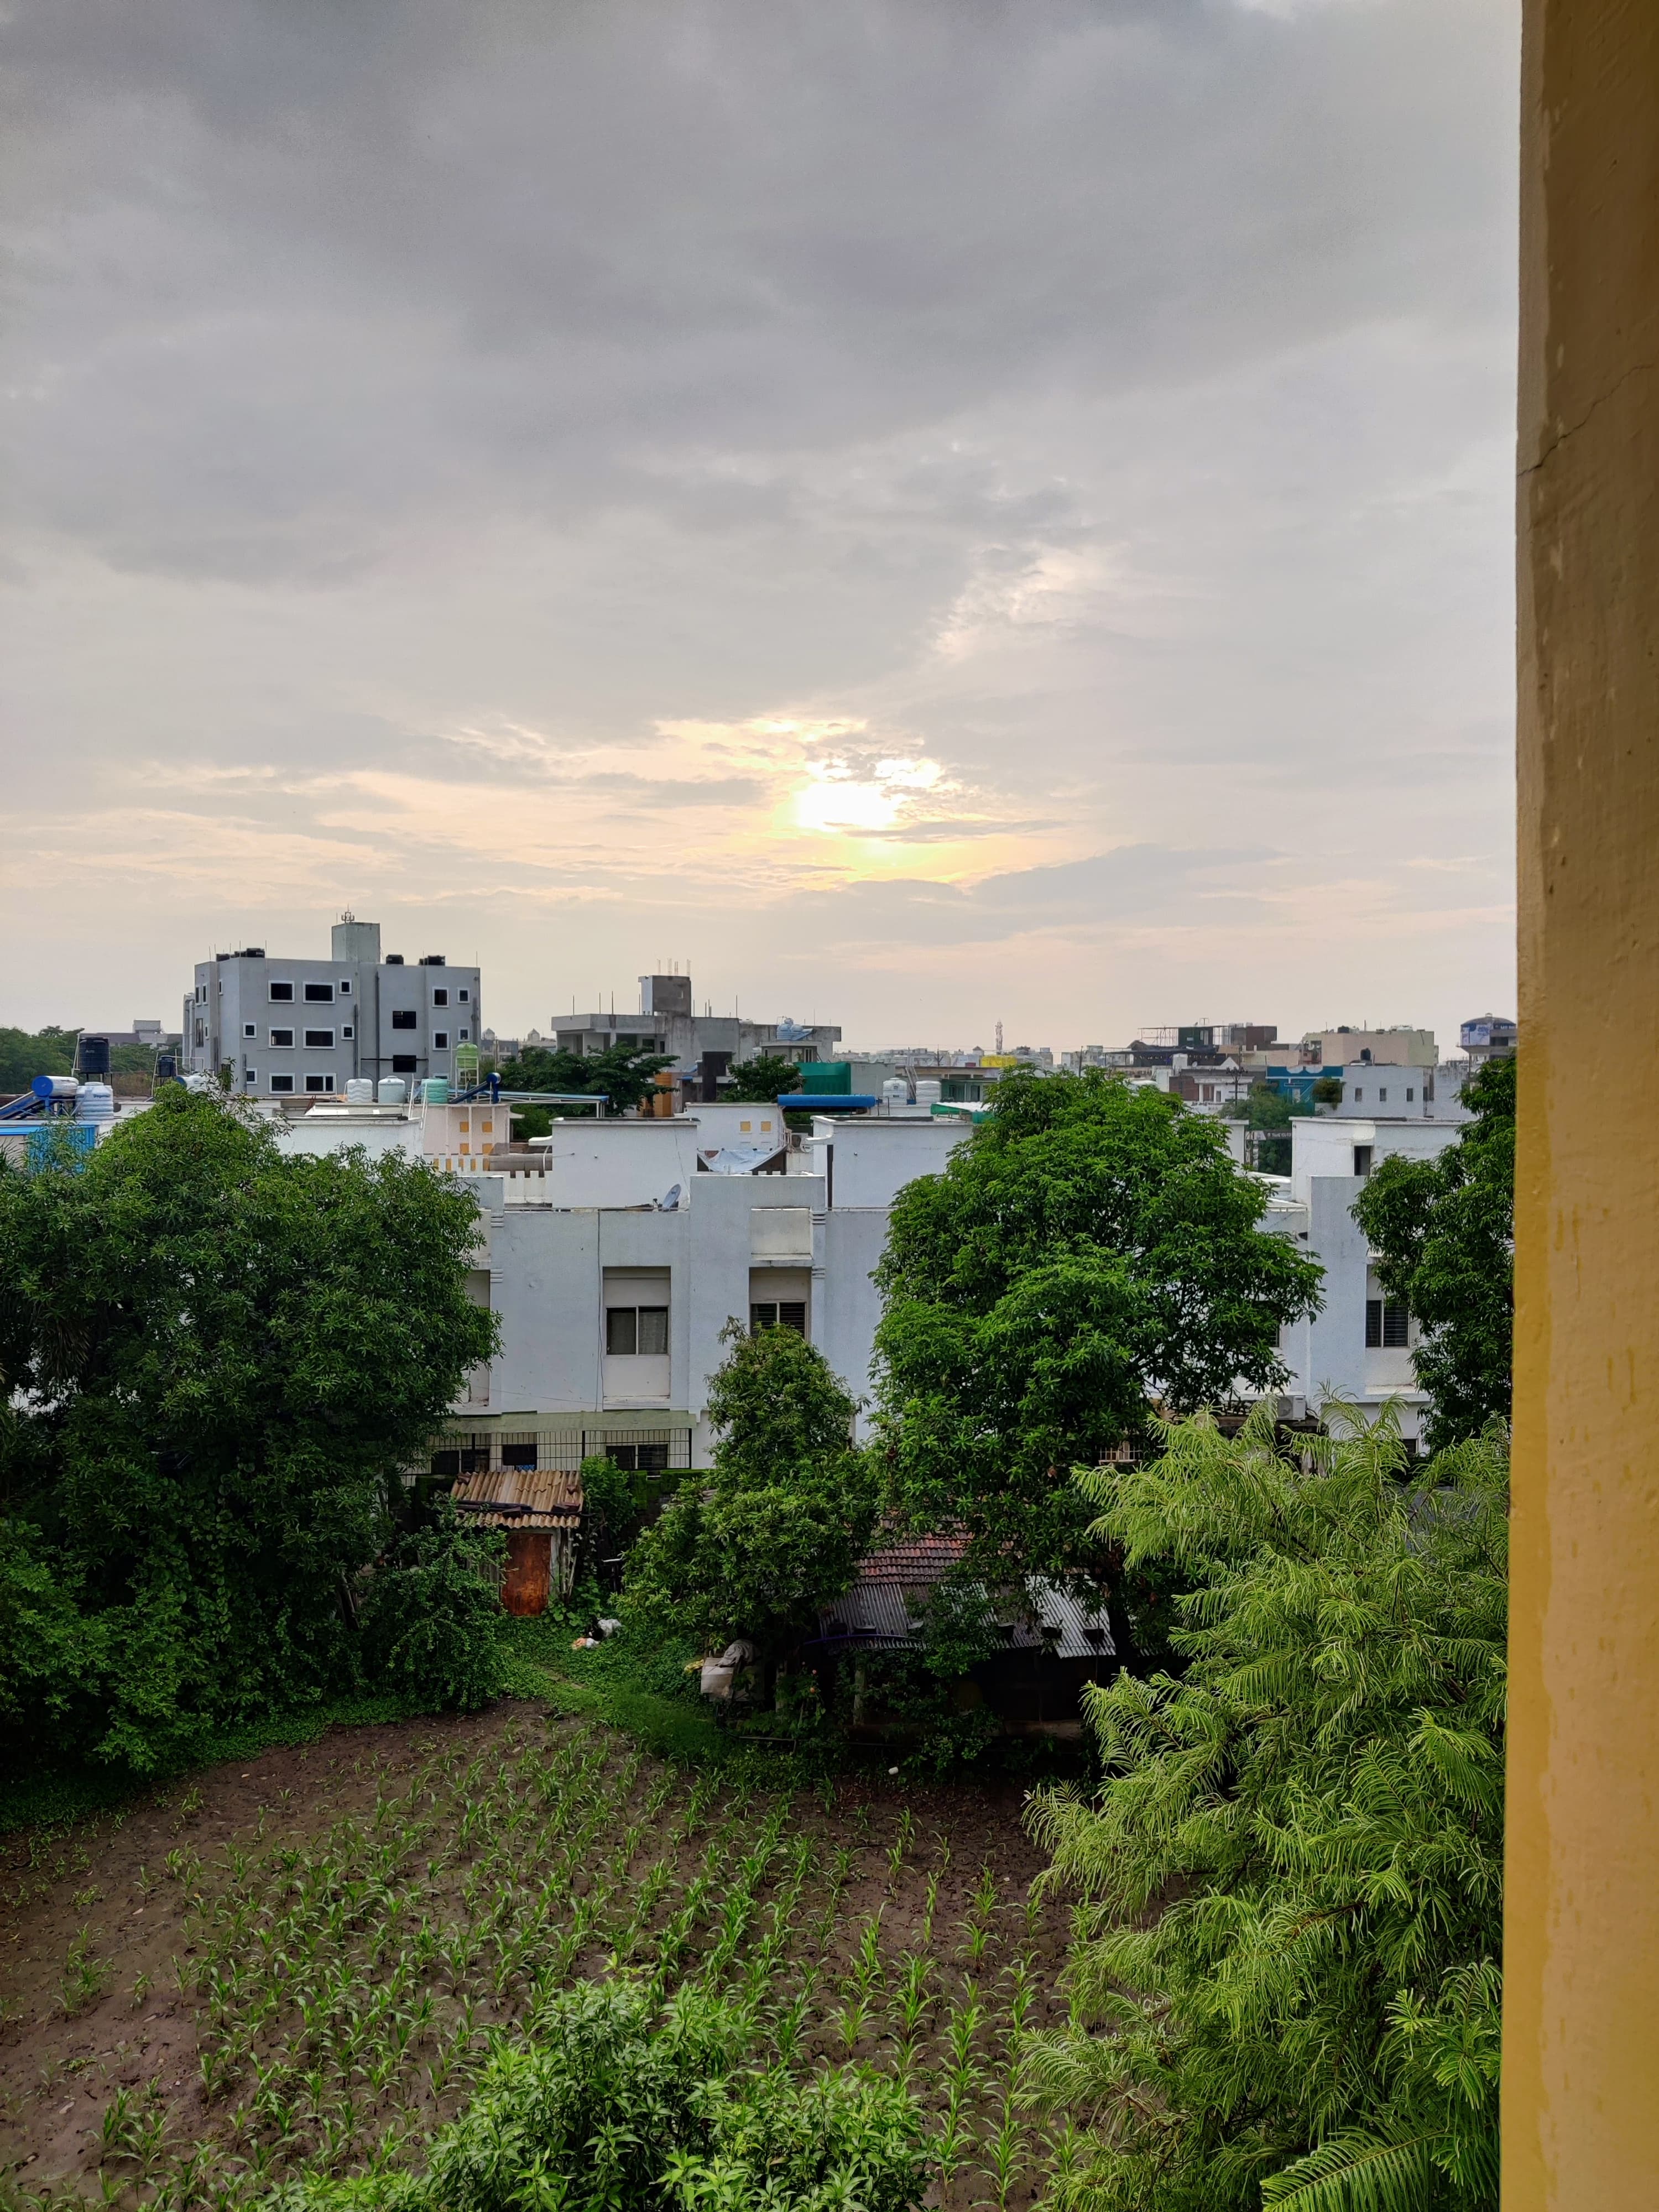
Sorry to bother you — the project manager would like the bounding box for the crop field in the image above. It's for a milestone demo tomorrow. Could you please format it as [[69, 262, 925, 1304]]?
[[1, 1703, 1076, 2210]]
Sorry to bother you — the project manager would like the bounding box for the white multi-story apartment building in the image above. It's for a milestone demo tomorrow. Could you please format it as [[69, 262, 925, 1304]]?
[[1265, 1111, 1469, 1444], [182, 917, 481, 1100]]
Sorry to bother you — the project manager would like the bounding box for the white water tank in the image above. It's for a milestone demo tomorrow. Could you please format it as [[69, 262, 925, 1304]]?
[[882, 1077, 909, 1107], [74, 1082, 116, 1123], [345, 1078, 374, 1105], [377, 1077, 407, 1106], [914, 1079, 942, 1107]]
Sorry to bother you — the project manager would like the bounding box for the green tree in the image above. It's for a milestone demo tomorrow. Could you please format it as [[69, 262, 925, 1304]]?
[[872, 1071, 1323, 1588], [1025, 1403, 1506, 2212], [497, 1044, 674, 1131], [1352, 1057, 1514, 1448], [625, 1322, 875, 1673], [721, 1054, 802, 1103], [0, 1088, 498, 1772], [0, 1025, 77, 1094]]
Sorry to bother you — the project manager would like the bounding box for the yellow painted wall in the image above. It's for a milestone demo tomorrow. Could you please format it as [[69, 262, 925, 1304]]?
[[1507, 2, 1659, 2204]]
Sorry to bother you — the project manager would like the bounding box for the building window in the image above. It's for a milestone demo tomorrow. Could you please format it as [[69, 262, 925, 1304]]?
[[342, 1024, 353, 1040], [458, 1027, 469, 1042], [500, 1439, 537, 1470], [269, 982, 294, 1002], [304, 1029, 335, 1048], [1406, 1087, 1415, 1102], [1366, 1300, 1410, 1349], [458, 988, 469, 1003], [340, 979, 352, 994], [304, 1073, 335, 1094], [243, 1022, 257, 1039], [392, 1009, 417, 1030], [270, 1074, 295, 1094], [270, 1027, 295, 1047], [1378, 1088, 1389, 1103], [304, 983, 334, 1003], [751, 1302, 807, 1335], [1353, 1145, 1373, 1177], [392, 1053, 418, 1074], [432, 988, 448, 1006], [606, 1307, 669, 1356], [1353, 1087, 1363, 1102], [607, 1441, 669, 1472], [434, 1030, 449, 1049], [244, 1070, 257, 1086]]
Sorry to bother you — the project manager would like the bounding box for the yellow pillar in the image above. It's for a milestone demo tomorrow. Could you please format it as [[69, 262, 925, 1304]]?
[[1507, 3, 1659, 2205]]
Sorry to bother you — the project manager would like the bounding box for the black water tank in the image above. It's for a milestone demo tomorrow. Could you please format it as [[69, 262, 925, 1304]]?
[[77, 1035, 111, 1077], [155, 1053, 178, 1083]]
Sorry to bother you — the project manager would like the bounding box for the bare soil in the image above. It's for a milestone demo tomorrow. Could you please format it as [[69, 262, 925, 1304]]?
[[0, 1695, 1071, 2208]]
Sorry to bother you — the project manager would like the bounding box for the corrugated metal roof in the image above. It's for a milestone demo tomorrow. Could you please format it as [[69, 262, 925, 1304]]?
[[816, 1570, 1113, 1661], [451, 1466, 583, 1530]]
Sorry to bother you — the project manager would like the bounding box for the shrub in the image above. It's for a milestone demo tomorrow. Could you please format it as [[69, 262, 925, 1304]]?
[[358, 1507, 505, 1712], [1024, 1402, 1506, 2212], [273, 1980, 928, 2212]]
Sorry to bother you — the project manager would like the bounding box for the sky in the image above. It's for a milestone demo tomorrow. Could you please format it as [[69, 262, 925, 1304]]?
[[1, 0, 1520, 1053]]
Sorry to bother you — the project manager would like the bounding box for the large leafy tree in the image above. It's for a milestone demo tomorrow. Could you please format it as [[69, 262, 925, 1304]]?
[[872, 1071, 1323, 1583], [495, 1044, 674, 1129], [1026, 1404, 1506, 2212], [1352, 1057, 1514, 1448], [625, 1322, 876, 1670], [721, 1055, 802, 1103], [0, 1089, 497, 1771], [0, 1025, 77, 1093]]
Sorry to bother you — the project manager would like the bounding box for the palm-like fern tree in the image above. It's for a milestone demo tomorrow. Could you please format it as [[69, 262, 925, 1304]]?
[[1024, 1401, 1506, 2212]]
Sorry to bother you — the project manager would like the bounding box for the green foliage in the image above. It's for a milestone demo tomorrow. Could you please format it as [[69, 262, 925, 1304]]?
[[872, 1070, 1323, 1583], [1024, 1402, 1506, 2212], [0, 1088, 498, 1773], [575, 1453, 651, 1584], [722, 1055, 803, 1103], [497, 1044, 674, 1124], [626, 1322, 876, 1665], [1310, 1076, 1345, 1106], [272, 1979, 928, 2212], [0, 1024, 77, 1093], [1243, 1082, 1314, 1131], [357, 1503, 505, 1711], [1352, 1058, 1514, 1449]]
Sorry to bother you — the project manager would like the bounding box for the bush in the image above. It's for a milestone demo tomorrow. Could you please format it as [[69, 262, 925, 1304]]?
[[273, 1980, 928, 2212], [1025, 1402, 1506, 2212], [358, 1507, 505, 1712]]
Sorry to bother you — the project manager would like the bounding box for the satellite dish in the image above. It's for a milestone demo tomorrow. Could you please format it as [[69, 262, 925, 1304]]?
[[775, 1015, 812, 1042], [658, 1182, 683, 1211]]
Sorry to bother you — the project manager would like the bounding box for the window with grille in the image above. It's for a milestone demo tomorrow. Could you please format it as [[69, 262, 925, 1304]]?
[[304, 1028, 335, 1048], [1365, 1300, 1410, 1348], [750, 1302, 807, 1335], [270, 1027, 294, 1047], [606, 1307, 669, 1356]]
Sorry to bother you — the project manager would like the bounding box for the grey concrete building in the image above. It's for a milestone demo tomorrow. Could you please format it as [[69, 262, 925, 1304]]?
[[550, 971, 841, 1081], [182, 917, 482, 1098]]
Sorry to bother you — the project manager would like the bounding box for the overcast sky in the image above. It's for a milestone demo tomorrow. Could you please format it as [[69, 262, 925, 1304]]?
[[2, 0, 1519, 1051]]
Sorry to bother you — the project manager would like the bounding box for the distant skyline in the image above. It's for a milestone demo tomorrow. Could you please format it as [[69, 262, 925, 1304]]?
[[2, 1, 1519, 1051]]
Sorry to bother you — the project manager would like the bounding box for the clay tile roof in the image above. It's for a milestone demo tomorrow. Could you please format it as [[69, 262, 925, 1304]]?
[[853, 1530, 971, 1587], [450, 1467, 583, 1531]]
